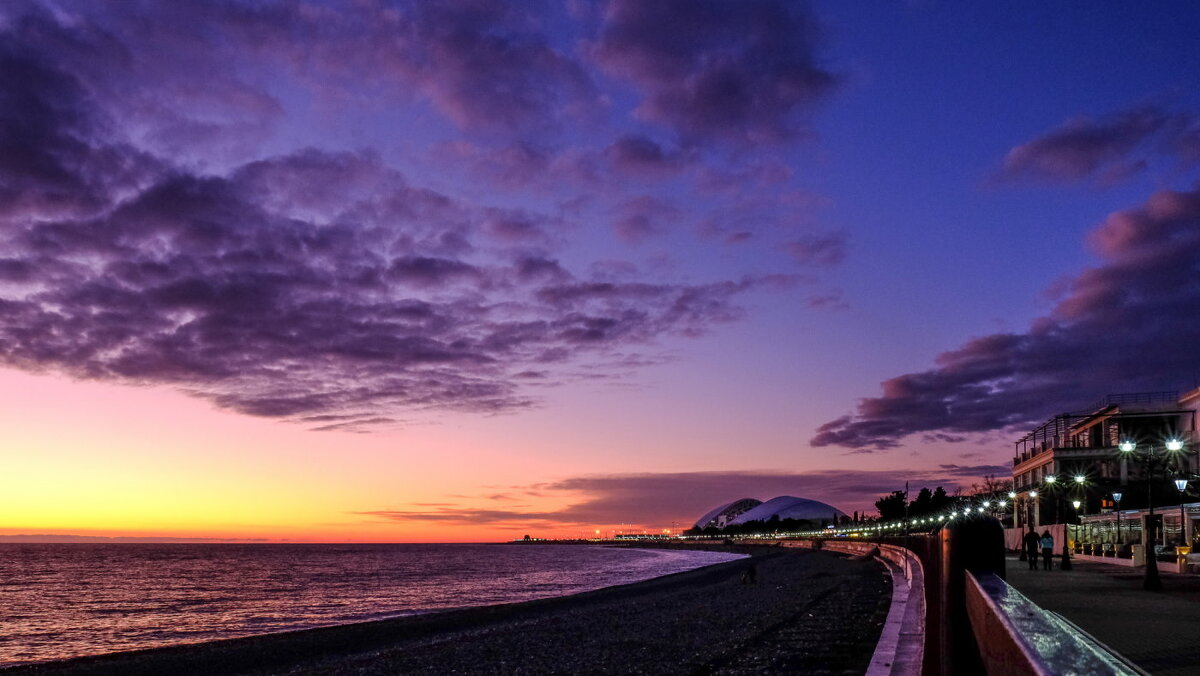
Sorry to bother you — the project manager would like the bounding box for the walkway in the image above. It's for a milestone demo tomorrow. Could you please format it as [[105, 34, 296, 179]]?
[[1004, 555, 1200, 675]]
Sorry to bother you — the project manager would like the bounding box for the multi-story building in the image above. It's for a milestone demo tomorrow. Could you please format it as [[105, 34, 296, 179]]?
[[1012, 390, 1199, 529]]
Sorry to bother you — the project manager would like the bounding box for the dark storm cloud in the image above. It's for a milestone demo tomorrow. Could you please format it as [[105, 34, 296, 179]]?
[[0, 8, 769, 427], [0, 27, 160, 219], [356, 469, 986, 528], [589, 0, 839, 145], [813, 184, 1200, 450], [999, 107, 1200, 183]]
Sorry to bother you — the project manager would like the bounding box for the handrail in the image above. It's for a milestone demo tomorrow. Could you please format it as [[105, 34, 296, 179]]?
[[965, 571, 1144, 675]]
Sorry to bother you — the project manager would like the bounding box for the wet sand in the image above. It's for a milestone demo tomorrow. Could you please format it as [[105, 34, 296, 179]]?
[[9, 545, 890, 676]]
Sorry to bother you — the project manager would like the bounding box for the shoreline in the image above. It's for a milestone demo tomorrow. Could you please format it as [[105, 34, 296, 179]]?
[[8, 544, 890, 675]]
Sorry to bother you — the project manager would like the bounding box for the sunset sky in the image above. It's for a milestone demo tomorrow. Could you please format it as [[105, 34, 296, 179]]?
[[3, 1, 1200, 542]]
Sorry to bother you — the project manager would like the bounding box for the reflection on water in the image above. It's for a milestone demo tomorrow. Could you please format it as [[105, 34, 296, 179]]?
[[0, 543, 742, 665]]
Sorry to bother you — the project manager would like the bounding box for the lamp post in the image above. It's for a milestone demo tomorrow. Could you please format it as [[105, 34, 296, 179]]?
[[1057, 493, 1076, 571], [1071, 499, 1082, 560], [1120, 439, 1185, 591], [1120, 440, 1161, 589], [1073, 474, 1087, 551], [1113, 491, 1124, 548], [1046, 474, 1059, 525], [1175, 478, 1189, 546]]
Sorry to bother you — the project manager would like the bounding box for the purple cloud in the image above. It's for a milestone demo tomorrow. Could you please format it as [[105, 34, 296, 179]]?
[[805, 290, 848, 310], [0, 13, 772, 428], [394, 1, 596, 133], [813, 184, 1200, 450], [0, 145, 760, 423], [604, 134, 686, 176], [9, 0, 595, 151], [998, 106, 1200, 184], [0, 145, 763, 422], [589, 0, 839, 145], [612, 195, 680, 243], [783, 232, 848, 267], [0, 33, 159, 220]]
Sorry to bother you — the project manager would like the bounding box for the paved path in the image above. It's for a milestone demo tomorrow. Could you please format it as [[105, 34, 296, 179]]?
[[1004, 555, 1200, 676]]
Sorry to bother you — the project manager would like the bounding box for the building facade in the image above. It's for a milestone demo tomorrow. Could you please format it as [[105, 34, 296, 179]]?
[[1012, 390, 1199, 531]]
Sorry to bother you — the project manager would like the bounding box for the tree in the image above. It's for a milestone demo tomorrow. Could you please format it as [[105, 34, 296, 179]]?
[[931, 486, 952, 512], [971, 474, 1013, 498], [876, 490, 907, 520], [909, 487, 934, 516]]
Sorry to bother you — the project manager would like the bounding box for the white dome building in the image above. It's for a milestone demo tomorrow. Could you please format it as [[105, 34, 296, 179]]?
[[727, 496, 845, 525], [693, 497, 763, 529], [694, 495, 845, 530]]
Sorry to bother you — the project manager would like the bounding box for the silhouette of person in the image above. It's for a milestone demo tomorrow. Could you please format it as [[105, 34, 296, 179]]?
[[1023, 527, 1040, 571], [1040, 530, 1054, 571]]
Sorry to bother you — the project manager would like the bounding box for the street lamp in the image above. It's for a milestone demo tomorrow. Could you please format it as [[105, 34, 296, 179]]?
[[1070, 499, 1083, 558], [1119, 440, 1162, 589], [1044, 475, 1061, 524], [1120, 439, 1187, 590], [1113, 491, 1124, 546], [1175, 478, 1189, 546]]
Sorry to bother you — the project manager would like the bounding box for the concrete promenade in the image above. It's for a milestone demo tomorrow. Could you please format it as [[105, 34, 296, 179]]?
[[1004, 555, 1200, 675]]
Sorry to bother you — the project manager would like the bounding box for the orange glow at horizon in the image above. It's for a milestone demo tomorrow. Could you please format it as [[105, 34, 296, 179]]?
[[0, 370, 679, 542]]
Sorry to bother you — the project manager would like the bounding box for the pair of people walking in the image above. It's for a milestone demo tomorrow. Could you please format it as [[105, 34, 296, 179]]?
[[1023, 527, 1055, 570]]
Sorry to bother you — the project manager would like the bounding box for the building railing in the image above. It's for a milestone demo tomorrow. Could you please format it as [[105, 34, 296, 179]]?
[[1088, 391, 1179, 410]]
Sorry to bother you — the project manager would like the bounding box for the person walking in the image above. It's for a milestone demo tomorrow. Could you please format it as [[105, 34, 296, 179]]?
[[1023, 527, 1041, 571], [1040, 530, 1055, 571]]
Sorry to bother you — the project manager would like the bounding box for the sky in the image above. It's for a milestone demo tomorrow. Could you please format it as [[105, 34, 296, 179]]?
[[2, 1, 1200, 542]]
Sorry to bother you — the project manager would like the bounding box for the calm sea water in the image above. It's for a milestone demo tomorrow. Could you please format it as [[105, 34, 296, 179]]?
[[0, 543, 743, 666]]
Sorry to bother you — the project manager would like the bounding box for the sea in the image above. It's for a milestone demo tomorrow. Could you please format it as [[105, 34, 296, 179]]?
[[0, 543, 744, 666]]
